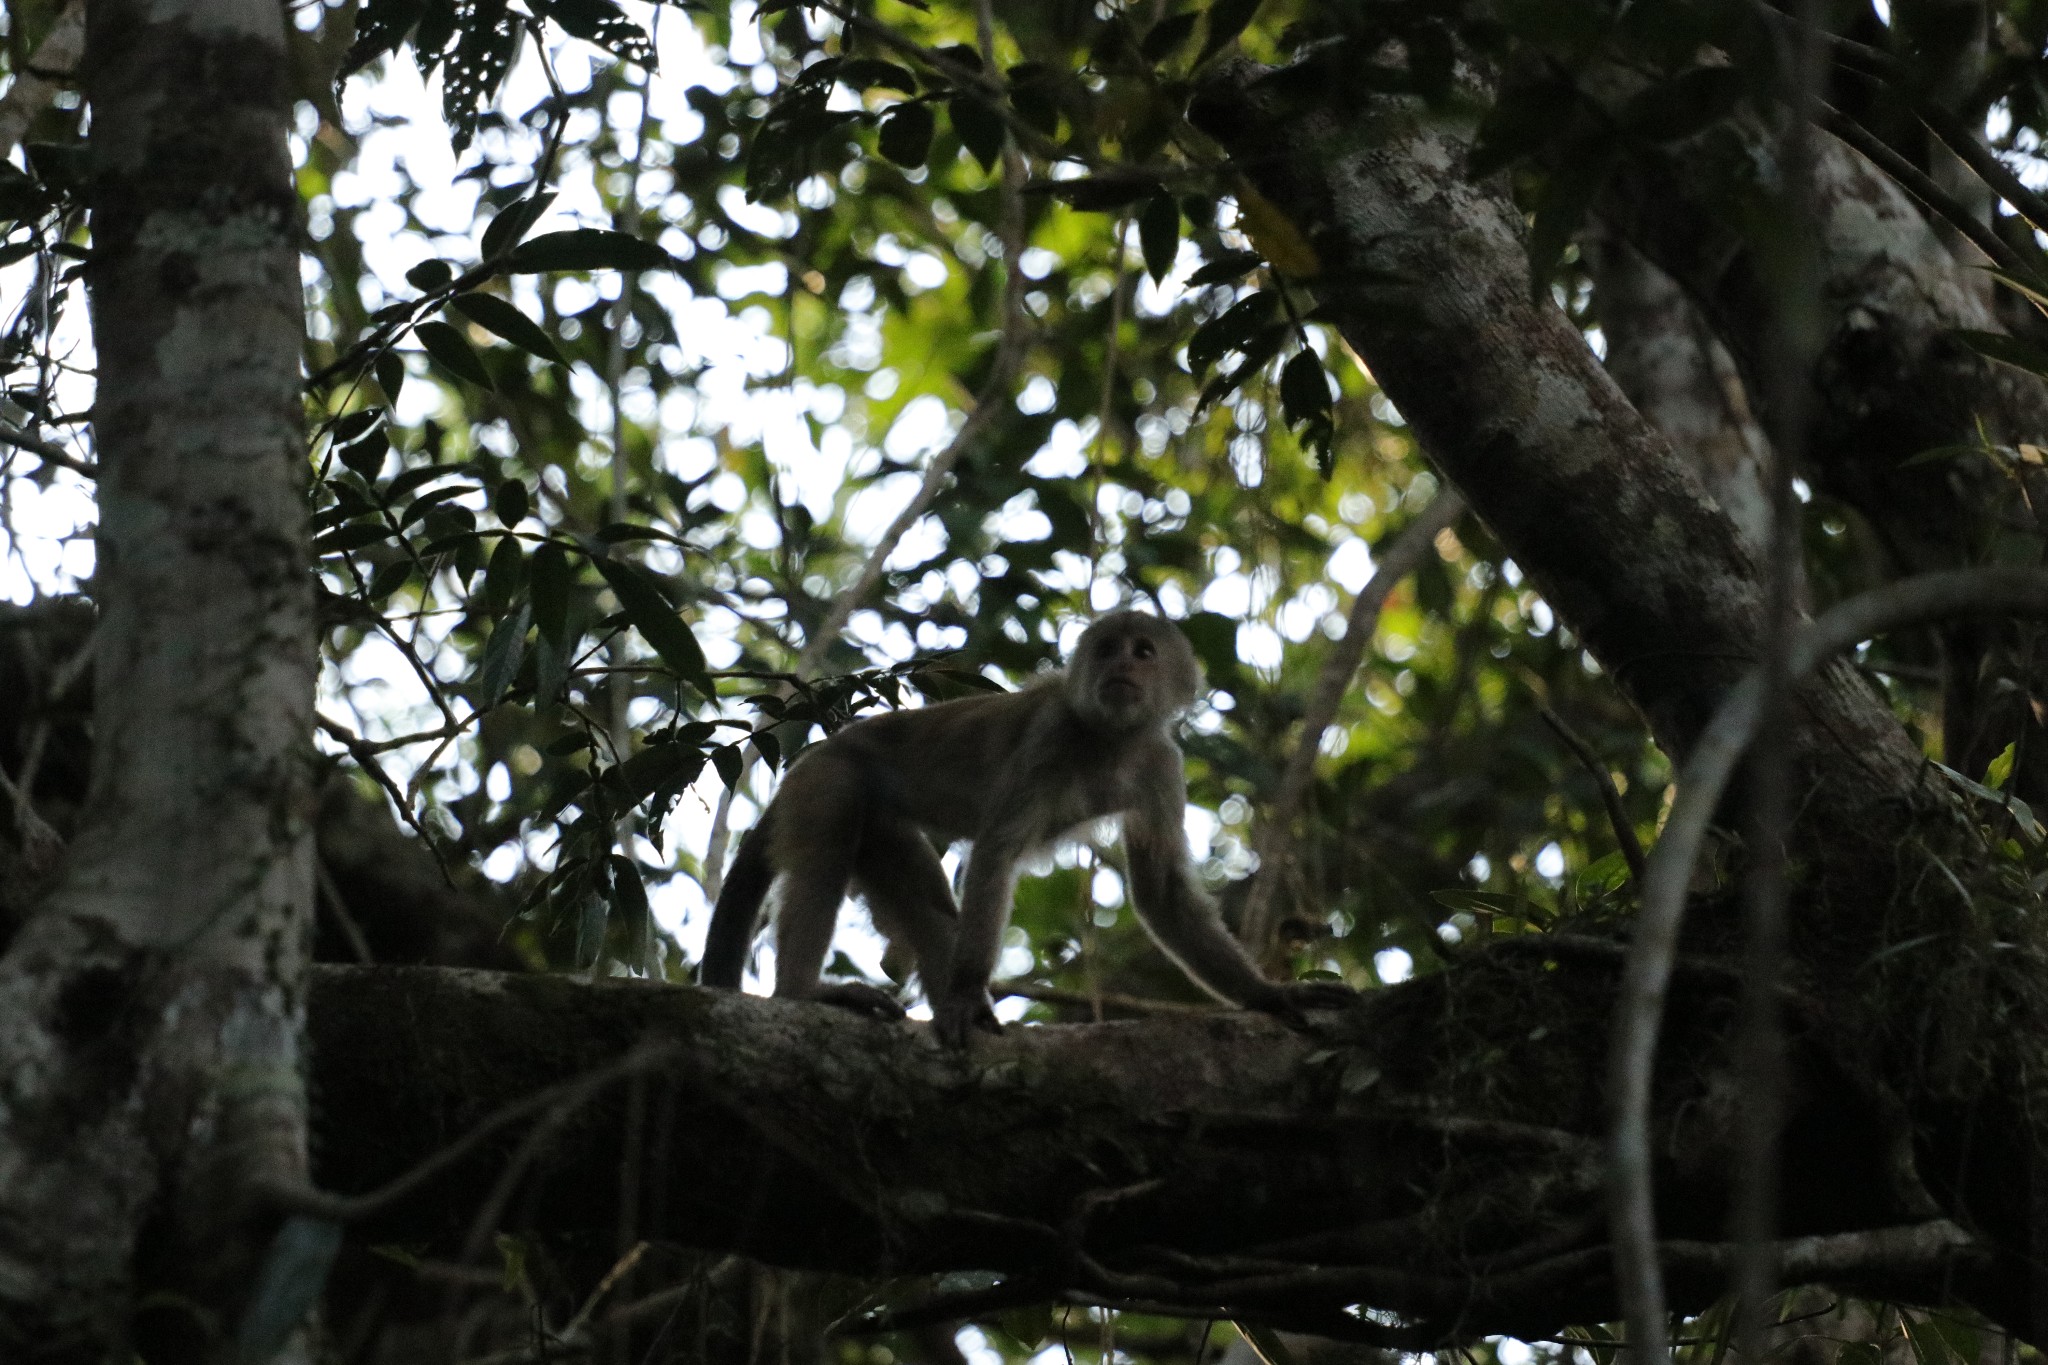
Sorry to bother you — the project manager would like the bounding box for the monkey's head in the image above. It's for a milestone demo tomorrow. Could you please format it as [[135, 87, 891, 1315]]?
[[1067, 611, 1202, 732]]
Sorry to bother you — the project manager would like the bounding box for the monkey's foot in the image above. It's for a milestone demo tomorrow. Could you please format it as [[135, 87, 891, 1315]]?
[[809, 982, 909, 1020], [931, 991, 1002, 1049]]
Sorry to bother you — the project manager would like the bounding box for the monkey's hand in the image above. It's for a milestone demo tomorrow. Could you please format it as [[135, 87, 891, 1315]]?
[[1247, 979, 1357, 1029], [931, 989, 1002, 1049], [809, 981, 909, 1021]]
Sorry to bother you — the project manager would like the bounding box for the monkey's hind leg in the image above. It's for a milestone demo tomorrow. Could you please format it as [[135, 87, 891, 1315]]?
[[854, 819, 960, 1012], [768, 801, 904, 1020]]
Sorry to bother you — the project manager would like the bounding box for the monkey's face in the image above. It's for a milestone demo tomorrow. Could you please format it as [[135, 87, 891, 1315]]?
[[1070, 613, 1201, 730]]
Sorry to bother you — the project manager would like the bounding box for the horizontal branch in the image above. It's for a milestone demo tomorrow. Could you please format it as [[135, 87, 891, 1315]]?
[[305, 961, 1973, 1341]]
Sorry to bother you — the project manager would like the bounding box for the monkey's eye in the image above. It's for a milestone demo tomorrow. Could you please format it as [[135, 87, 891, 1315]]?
[[1132, 639, 1155, 659]]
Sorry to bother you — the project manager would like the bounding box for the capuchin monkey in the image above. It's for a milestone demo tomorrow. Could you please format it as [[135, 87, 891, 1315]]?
[[699, 610, 1355, 1046]]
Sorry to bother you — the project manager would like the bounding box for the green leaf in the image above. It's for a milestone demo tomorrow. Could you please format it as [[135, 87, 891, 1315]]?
[[608, 743, 695, 807], [1932, 761, 2045, 841], [834, 58, 917, 93], [594, 555, 712, 692], [483, 534, 526, 612], [530, 540, 572, 647], [531, 628, 571, 711], [1278, 349, 1331, 429], [415, 319, 494, 388], [441, 5, 519, 153], [608, 853, 653, 970], [479, 190, 556, 261], [949, 95, 1004, 171], [374, 351, 407, 404], [366, 560, 412, 601], [1986, 740, 2018, 790], [494, 479, 531, 527], [594, 521, 687, 547], [1572, 849, 1633, 899], [387, 463, 481, 501], [1954, 328, 2048, 379], [539, 0, 652, 67], [1188, 248, 1261, 287], [406, 258, 455, 292], [478, 604, 530, 704], [1195, 0, 1264, 65], [1194, 321, 1287, 413], [341, 0, 429, 79], [1138, 194, 1179, 283], [710, 742, 744, 790], [1046, 174, 1160, 212], [339, 428, 389, 480], [877, 103, 936, 168], [327, 407, 384, 446], [450, 292, 568, 366], [1007, 62, 1060, 137], [314, 522, 396, 555], [399, 483, 477, 529], [502, 228, 673, 274], [1186, 290, 1278, 377], [575, 892, 607, 968]]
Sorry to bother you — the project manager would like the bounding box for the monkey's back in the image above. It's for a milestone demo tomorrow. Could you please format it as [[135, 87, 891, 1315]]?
[[765, 680, 1115, 844]]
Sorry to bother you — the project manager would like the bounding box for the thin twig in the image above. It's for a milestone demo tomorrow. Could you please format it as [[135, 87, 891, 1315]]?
[[0, 421, 93, 477], [1538, 705, 1648, 886], [314, 712, 453, 882], [314, 711, 469, 757], [1238, 489, 1466, 957], [1610, 566, 2048, 1365]]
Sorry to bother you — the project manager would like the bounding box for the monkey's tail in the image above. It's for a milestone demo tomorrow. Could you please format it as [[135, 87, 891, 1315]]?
[[699, 815, 776, 989]]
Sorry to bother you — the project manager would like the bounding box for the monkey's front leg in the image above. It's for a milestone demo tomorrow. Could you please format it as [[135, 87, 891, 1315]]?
[[930, 837, 1024, 1047]]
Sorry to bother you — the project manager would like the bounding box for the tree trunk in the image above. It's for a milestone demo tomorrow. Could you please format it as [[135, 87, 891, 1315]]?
[[0, 0, 311, 1358]]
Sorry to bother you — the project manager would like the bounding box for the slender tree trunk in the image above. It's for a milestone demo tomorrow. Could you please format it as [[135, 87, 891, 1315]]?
[[0, 0, 311, 1357]]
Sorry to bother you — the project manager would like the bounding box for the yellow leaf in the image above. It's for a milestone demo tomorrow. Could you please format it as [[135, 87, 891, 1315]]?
[[1233, 178, 1321, 278], [1986, 740, 2016, 789]]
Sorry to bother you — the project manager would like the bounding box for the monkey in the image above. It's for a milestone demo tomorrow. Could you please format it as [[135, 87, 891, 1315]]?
[[698, 610, 1355, 1046]]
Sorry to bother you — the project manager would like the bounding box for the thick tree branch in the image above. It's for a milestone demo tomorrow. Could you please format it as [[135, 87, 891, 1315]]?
[[306, 962, 2003, 1344], [1188, 57, 1926, 880]]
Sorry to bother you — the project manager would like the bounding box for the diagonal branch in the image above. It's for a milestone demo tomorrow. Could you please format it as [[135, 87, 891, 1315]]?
[[794, 166, 1030, 675], [1238, 490, 1465, 957]]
